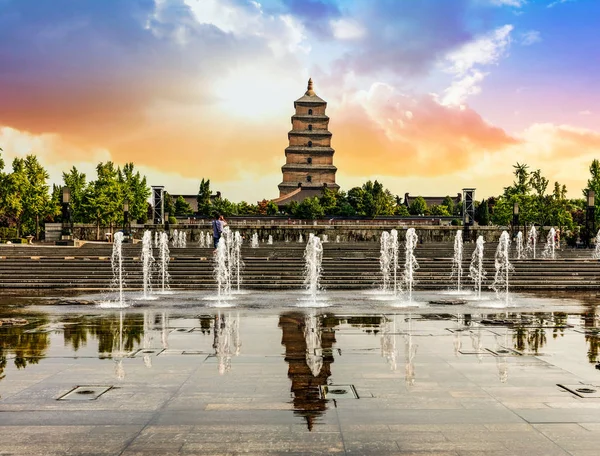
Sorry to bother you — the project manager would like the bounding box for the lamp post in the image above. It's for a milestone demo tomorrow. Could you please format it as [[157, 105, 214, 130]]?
[[123, 199, 130, 241], [61, 186, 72, 239], [164, 211, 170, 237], [587, 190, 596, 248], [512, 202, 519, 239]]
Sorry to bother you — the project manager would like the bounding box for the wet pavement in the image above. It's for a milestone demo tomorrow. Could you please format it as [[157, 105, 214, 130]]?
[[2, 290, 600, 455]]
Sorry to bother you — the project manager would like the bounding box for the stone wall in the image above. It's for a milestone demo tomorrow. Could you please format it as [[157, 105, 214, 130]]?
[[45, 222, 515, 244]]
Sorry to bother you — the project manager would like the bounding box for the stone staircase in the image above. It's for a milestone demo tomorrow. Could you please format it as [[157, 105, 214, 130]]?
[[0, 242, 599, 291]]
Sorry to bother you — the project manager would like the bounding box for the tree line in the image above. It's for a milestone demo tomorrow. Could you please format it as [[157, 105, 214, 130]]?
[[1, 148, 599, 240]]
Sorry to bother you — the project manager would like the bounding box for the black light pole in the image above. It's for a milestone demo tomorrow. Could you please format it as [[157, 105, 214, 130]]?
[[61, 186, 72, 238], [123, 198, 130, 241], [587, 190, 596, 248], [164, 211, 170, 237], [512, 202, 519, 239]]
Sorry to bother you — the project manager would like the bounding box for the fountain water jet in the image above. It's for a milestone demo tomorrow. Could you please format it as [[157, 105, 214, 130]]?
[[205, 232, 211, 248], [172, 229, 179, 248], [336, 235, 340, 243], [451, 230, 463, 292], [380, 232, 391, 292], [468, 236, 486, 299], [594, 229, 600, 259], [402, 228, 419, 301], [298, 233, 304, 243], [157, 232, 170, 293], [110, 232, 127, 307], [140, 231, 155, 299], [303, 235, 323, 303], [179, 231, 186, 248], [251, 233, 259, 248], [267, 235, 273, 245], [492, 231, 513, 304], [542, 227, 556, 260], [515, 231, 524, 259], [322, 234, 328, 243], [526, 226, 537, 259]]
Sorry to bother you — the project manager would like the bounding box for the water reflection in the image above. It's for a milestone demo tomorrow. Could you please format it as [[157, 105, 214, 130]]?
[[279, 312, 336, 431], [213, 311, 241, 375], [0, 316, 49, 382], [380, 315, 418, 386]]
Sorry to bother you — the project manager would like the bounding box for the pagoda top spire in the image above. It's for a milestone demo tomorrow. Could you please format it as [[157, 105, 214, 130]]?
[[305, 78, 316, 96]]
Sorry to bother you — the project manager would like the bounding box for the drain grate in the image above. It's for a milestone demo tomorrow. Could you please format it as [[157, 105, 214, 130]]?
[[132, 349, 164, 357], [320, 384, 358, 399], [58, 385, 112, 401], [558, 384, 600, 398], [487, 347, 522, 356]]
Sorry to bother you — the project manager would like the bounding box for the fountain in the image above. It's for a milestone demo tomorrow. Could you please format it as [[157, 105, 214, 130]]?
[[492, 231, 513, 304], [451, 230, 463, 292], [594, 229, 600, 259], [154, 231, 159, 248], [380, 231, 391, 292], [298, 233, 303, 243], [303, 235, 323, 303], [542, 227, 556, 260], [205, 232, 212, 248], [525, 225, 537, 259], [140, 230, 155, 299], [402, 228, 419, 301], [267, 235, 273, 245], [214, 235, 230, 297], [213, 227, 243, 297], [251, 233, 259, 248], [157, 232, 170, 293], [179, 231, 186, 248], [515, 231, 524, 259], [172, 229, 179, 248], [322, 234, 328, 243], [336, 235, 340, 243], [199, 232, 206, 248], [110, 232, 126, 307], [468, 235, 486, 299]]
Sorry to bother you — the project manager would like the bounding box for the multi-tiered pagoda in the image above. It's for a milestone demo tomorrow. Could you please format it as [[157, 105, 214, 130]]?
[[276, 79, 339, 203]]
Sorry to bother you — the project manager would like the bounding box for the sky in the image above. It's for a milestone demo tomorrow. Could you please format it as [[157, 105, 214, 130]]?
[[1, 0, 600, 203]]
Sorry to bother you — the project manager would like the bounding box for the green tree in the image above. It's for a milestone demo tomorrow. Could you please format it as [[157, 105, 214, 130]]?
[[174, 196, 193, 216], [82, 162, 121, 240], [475, 199, 490, 226], [395, 204, 410, 217], [408, 196, 427, 215], [429, 204, 451, 216], [62, 167, 88, 223], [197, 178, 212, 215], [117, 163, 150, 223], [266, 201, 278, 216], [294, 197, 324, 219], [21, 155, 51, 239], [441, 195, 455, 216]]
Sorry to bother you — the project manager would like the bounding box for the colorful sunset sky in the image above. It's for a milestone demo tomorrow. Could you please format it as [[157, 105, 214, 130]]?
[[1, 0, 600, 203]]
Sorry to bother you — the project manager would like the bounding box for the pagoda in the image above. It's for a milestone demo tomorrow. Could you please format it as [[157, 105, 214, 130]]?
[[276, 78, 339, 203]]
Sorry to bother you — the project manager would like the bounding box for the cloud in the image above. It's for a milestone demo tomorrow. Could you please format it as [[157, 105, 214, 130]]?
[[442, 24, 513, 105], [329, 0, 475, 76], [331, 82, 518, 180], [0, 0, 306, 141], [490, 0, 526, 6], [521, 30, 541, 46], [548, 0, 575, 8], [579, 110, 593, 116], [330, 18, 366, 40]]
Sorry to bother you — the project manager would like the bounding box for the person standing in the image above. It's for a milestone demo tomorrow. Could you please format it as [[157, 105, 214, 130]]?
[[212, 213, 224, 250]]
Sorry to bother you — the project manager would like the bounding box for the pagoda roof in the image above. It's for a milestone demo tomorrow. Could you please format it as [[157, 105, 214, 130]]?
[[288, 129, 332, 136], [294, 78, 326, 104], [281, 164, 337, 171]]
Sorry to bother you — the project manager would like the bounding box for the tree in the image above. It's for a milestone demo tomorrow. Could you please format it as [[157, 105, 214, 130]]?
[[117, 163, 150, 223], [429, 204, 451, 216], [441, 195, 455, 216], [81, 162, 121, 240], [294, 197, 324, 219], [197, 178, 211, 215], [504, 162, 530, 197], [21, 155, 51, 239], [475, 199, 490, 226], [395, 204, 410, 217], [62, 167, 87, 223], [174, 196, 193, 216], [408, 196, 427, 215]]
